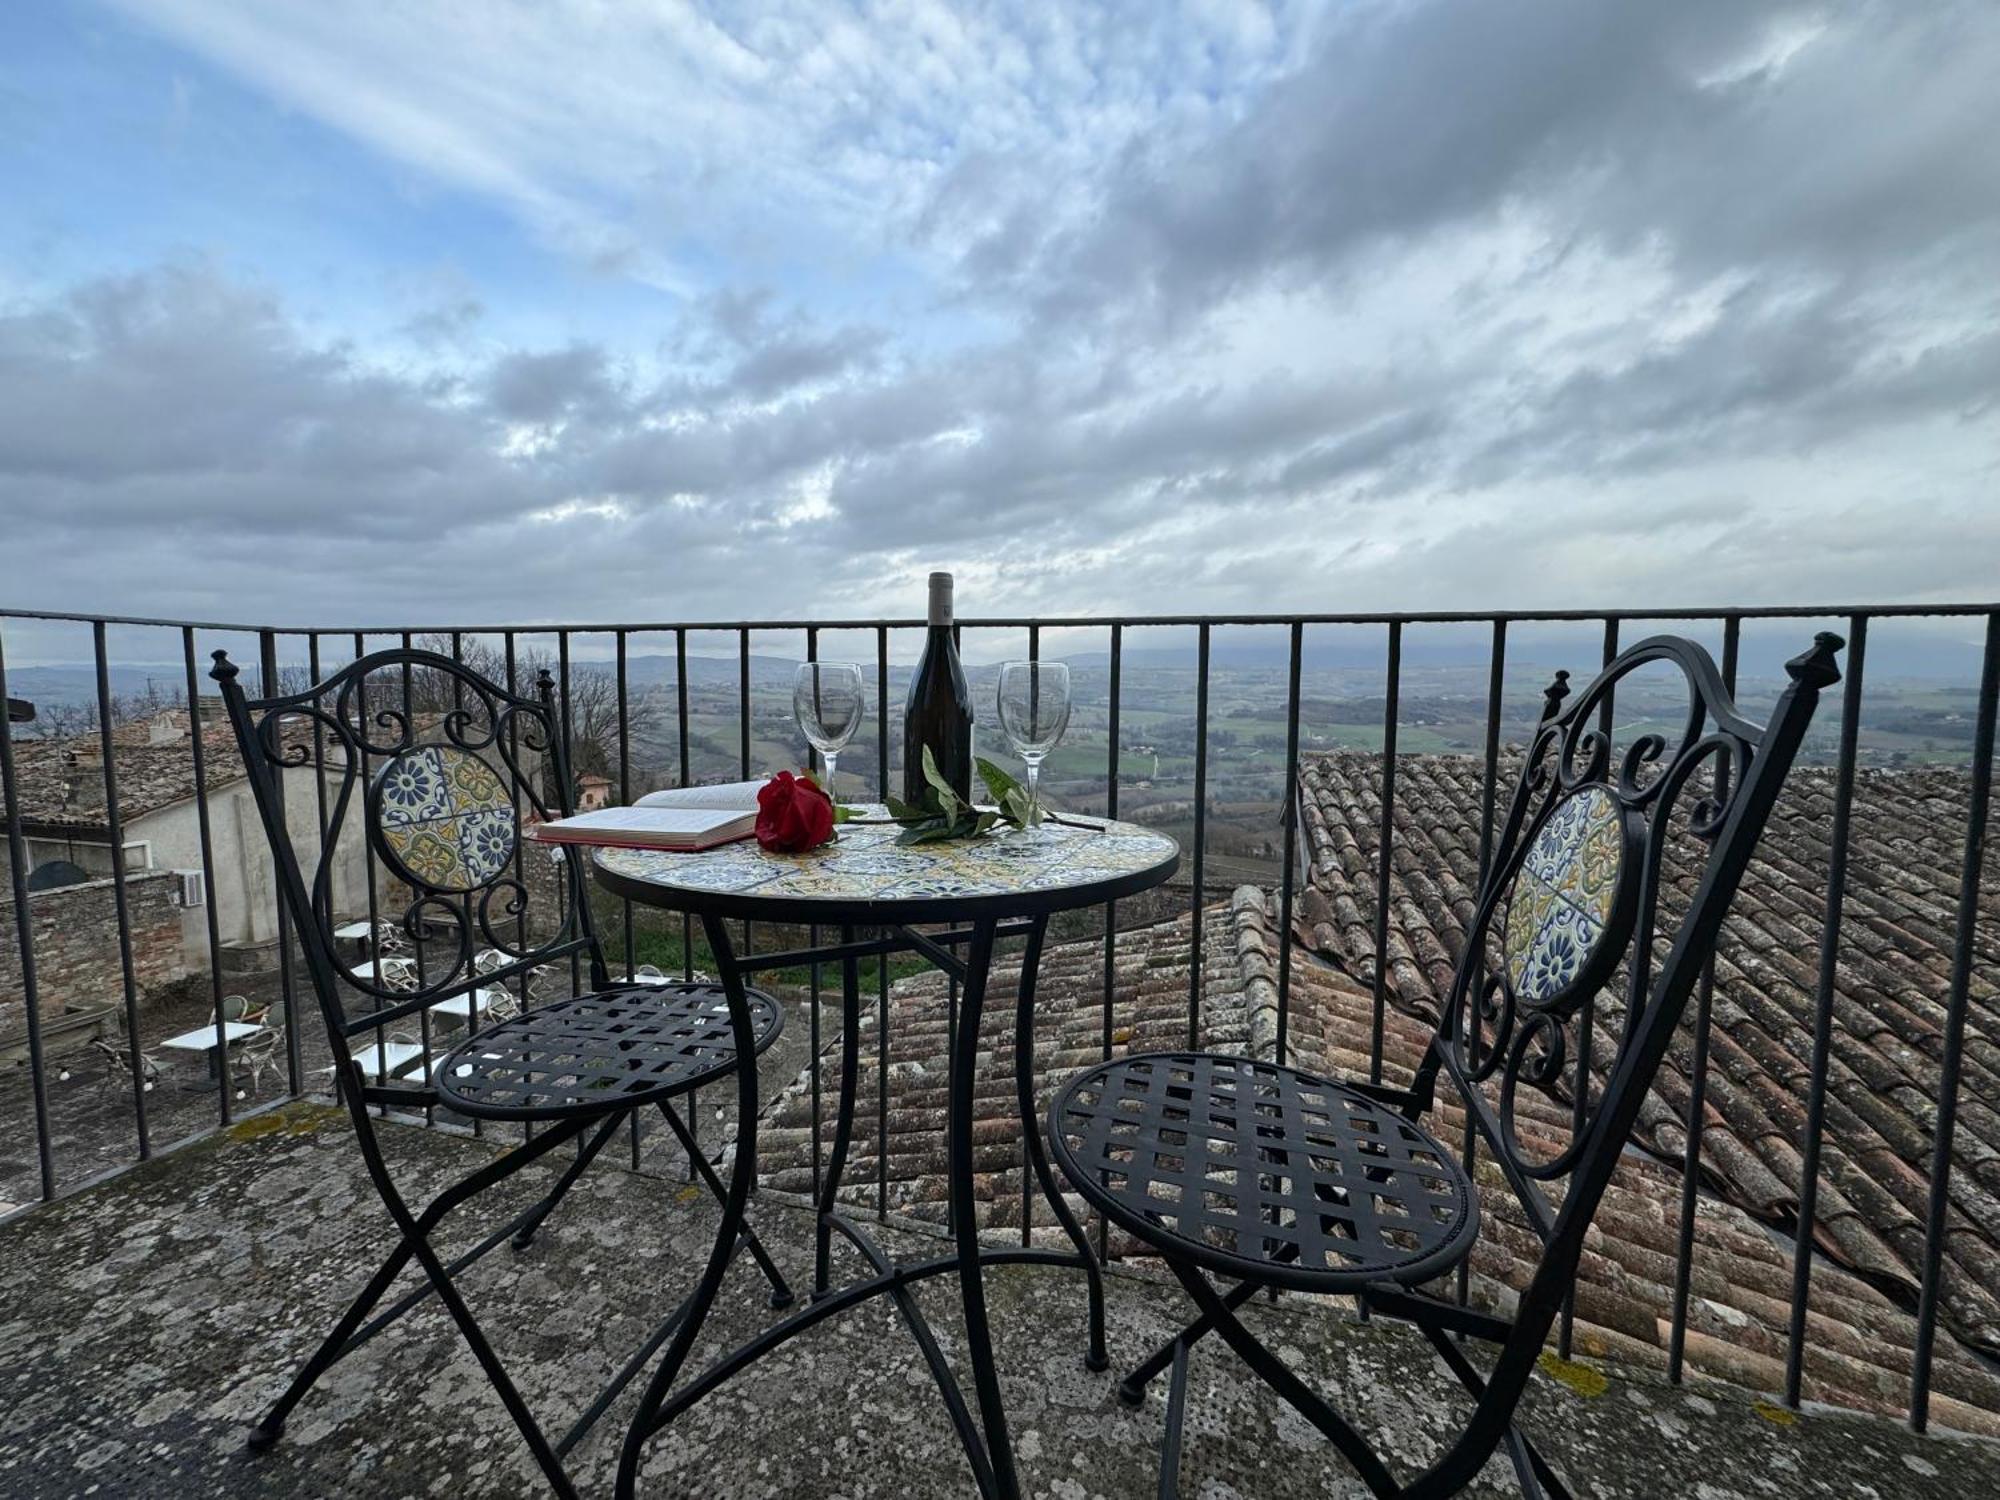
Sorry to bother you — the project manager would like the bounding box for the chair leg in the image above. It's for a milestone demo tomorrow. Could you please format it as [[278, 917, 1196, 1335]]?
[[1119, 1261, 1289, 1406], [1417, 1320, 1573, 1500], [656, 1098, 795, 1308], [1166, 1260, 1402, 1497], [247, 1234, 419, 1449], [405, 1227, 581, 1499], [249, 1118, 590, 1461], [1158, 1337, 1191, 1500], [511, 1110, 624, 1250]]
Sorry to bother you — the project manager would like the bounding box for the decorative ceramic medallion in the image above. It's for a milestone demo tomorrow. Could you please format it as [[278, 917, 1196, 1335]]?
[[373, 745, 516, 892], [1502, 785, 1626, 1006], [595, 806, 1178, 910]]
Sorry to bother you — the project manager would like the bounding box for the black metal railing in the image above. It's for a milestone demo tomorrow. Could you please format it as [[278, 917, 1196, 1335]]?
[[1, 600, 1995, 1433]]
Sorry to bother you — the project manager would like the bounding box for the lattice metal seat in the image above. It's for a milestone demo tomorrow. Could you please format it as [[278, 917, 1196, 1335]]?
[[1049, 1053, 1475, 1292], [434, 982, 782, 1121]]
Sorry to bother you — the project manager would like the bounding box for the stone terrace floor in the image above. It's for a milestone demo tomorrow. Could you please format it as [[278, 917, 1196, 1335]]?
[[3, 1104, 1996, 1499]]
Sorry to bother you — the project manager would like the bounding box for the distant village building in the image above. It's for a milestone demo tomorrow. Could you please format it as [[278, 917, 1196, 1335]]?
[[1, 707, 378, 1042], [575, 772, 613, 810]]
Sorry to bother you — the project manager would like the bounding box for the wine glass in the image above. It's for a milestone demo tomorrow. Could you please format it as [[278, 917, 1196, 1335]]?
[[996, 660, 1070, 824], [793, 662, 865, 796]]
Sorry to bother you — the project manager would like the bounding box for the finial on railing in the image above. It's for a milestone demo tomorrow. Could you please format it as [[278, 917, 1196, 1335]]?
[[534, 668, 557, 703], [210, 649, 239, 684], [1785, 632, 1844, 689], [1540, 669, 1571, 722]]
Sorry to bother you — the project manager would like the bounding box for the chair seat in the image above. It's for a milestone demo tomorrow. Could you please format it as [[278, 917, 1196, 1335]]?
[[1048, 1052, 1477, 1293], [432, 982, 783, 1121]]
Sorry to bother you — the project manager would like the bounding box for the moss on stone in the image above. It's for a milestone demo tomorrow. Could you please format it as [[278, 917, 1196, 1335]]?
[[1538, 1350, 1609, 1398]]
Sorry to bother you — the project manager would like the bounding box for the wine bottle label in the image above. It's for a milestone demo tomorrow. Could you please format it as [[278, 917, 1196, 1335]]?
[[928, 571, 953, 627]]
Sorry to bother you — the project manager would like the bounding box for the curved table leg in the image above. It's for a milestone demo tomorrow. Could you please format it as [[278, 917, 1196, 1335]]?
[[615, 913, 766, 1500], [953, 917, 1017, 1500], [1012, 913, 1109, 1370], [815, 923, 863, 1298]]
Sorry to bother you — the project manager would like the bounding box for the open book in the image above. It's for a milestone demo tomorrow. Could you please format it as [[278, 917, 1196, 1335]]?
[[533, 799, 761, 855], [533, 780, 771, 851]]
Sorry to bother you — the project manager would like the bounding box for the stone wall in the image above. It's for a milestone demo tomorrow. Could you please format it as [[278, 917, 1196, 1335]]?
[[0, 870, 186, 1032]]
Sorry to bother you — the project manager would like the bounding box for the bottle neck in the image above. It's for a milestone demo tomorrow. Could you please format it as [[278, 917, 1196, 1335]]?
[[927, 573, 953, 628]]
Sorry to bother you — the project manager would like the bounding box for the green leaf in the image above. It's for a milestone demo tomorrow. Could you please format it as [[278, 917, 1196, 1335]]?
[[833, 803, 855, 824], [973, 810, 999, 836], [883, 794, 927, 823], [921, 745, 965, 816], [976, 756, 1022, 803]]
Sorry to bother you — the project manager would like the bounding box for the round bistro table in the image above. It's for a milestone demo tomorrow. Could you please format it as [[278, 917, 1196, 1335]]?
[[593, 810, 1179, 1500]]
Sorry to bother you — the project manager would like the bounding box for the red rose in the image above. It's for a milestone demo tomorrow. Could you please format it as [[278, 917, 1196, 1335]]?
[[755, 771, 836, 853]]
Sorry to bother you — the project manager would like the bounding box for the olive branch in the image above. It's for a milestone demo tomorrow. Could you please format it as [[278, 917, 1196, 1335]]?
[[882, 745, 1040, 845]]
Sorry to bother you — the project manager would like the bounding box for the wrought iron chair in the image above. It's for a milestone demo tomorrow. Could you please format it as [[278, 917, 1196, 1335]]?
[[89, 1035, 163, 1094], [1049, 633, 1842, 1499], [211, 647, 795, 1499], [234, 1001, 286, 1099]]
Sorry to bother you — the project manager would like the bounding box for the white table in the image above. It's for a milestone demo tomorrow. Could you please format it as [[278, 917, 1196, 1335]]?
[[160, 1020, 263, 1089], [160, 1020, 262, 1053], [347, 1040, 431, 1081], [348, 958, 416, 984], [332, 920, 379, 941], [424, 988, 508, 1026]]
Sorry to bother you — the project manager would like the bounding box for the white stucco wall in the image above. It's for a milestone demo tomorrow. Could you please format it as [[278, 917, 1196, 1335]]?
[[129, 764, 379, 957]]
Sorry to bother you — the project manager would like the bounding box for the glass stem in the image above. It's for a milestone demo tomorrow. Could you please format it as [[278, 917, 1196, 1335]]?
[[824, 753, 838, 798], [1026, 761, 1040, 821]]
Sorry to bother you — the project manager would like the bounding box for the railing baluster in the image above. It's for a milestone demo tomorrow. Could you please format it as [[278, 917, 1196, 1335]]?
[[739, 628, 751, 962], [1784, 613, 1867, 1405], [617, 630, 634, 979], [94, 622, 149, 1158], [353, 631, 388, 1095], [182, 628, 232, 1124], [1098, 623, 1122, 1260], [877, 624, 890, 1223], [1024, 624, 1038, 1244], [807, 626, 822, 1207], [259, 631, 302, 1096], [0, 624, 57, 1200], [1910, 609, 2000, 1430], [1666, 614, 1741, 1380], [1275, 621, 1303, 1068], [1369, 622, 1401, 1085], [676, 628, 692, 982], [1188, 624, 1210, 1049], [449, 632, 483, 1142], [1460, 618, 1507, 1309], [400, 634, 435, 1130]]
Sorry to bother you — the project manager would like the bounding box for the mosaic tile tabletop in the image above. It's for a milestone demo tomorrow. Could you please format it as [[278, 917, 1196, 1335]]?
[[594, 805, 1178, 912]]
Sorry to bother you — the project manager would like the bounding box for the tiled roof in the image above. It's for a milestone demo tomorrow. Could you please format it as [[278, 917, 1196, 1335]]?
[[1293, 751, 2000, 1377], [7, 727, 243, 829], [1235, 883, 2000, 1436], [756, 884, 2000, 1432], [759, 906, 1244, 1233]]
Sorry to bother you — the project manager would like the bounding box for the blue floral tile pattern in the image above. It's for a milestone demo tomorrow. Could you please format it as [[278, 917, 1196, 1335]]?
[[595, 806, 1177, 910], [1502, 785, 1624, 1005], [374, 745, 516, 892]]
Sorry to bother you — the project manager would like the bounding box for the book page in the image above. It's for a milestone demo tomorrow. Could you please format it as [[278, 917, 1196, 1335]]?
[[633, 779, 768, 812], [541, 806, 751, 838]]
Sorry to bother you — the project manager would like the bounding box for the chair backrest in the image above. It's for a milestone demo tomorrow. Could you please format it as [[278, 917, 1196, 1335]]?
[[219, 994, 250, 1023], [211, 647, 605, 1096], [1413, 631, 1839, 1478]]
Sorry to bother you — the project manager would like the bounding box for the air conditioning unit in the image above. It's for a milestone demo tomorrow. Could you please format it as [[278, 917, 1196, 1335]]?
[[175, 870, 207, 908]]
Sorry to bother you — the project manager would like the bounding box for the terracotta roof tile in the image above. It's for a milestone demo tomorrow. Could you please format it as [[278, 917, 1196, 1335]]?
[[754, 868, 2000, 1432], [1293, 749, 2000, 1373]]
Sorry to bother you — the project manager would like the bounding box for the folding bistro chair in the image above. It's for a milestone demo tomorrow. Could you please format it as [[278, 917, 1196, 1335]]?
[[211, 647, 794, 1499], [1049, 633, 1842, 1498]]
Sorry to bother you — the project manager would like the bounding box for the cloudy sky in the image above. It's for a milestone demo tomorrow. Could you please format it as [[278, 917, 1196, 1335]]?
[[2, 1, 1996, 647]]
